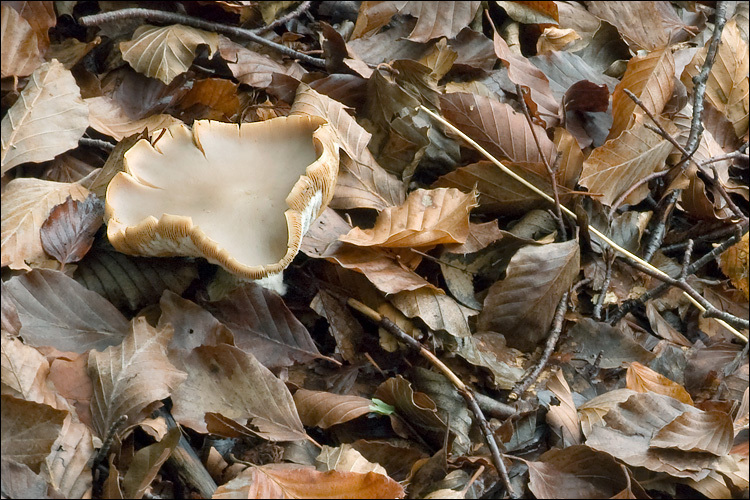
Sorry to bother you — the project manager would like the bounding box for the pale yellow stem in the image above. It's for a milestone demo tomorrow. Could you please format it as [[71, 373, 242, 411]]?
[[420, 105, 747, 343]]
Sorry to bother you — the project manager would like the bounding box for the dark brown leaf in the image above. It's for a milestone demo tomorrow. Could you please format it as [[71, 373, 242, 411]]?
[[40, 194, 103, 267]]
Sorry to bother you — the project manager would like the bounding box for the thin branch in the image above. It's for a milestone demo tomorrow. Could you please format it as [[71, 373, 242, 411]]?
[[77, 8, 327, 68], [515, 84, 567, 241], [610, 229, 747, 326], [253, 1, 313, 34], [700, 150, 749, 167], [642, 189, 680, 262], [683, 1, 730, 161], [593, 251, 614, 321], [79, 137, 116, 153], [346, 298, 518, 499], [609, 169, 670, 219], [508, 292, 569, 401]]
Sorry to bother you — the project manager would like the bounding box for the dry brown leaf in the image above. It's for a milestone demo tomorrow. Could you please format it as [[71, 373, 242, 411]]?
[[478, 240, 579, 351], [294, 389, 373, 429], [42, 414, 94, 499], [176, 78, 241, 121], [578, 389, 639, 437], [580, 119, 674, 207], [1, 178, 90, 270], [0, 457, 50, 499], [218, 36, 305, 89], [587, 1, 670, 51], [350, 1, 401, 40], [400, 2, 481, 42], [48, 352, 94, 428], [609, 47, 675, 141], [440, 92, 557, 166], [6, 1, 55, 52], [40, 194, 103, 268], [4, 269, 129, 353], [309, 290, 365, 364], [120, 24, 219, 84], [171, 343, 306, 440], [375, 376, 447, 442], [0, 5, 43, 78], [492, 24, 559, 127], [1, 334, 61, 408], [158, 291, 234, 355], [291, 83, 406, 210], [339, 188, 477, 248], [1, 395, 68, 474], [85, 96, 183, 141], [626, 361, 694, 406], [650, 409, 733, 456], [545, 369, 582, 446], [1, 60, 89, 174], [389, 288, 476, 338], [88, 317, 186, 439], [526, 445, 642, 500], [536, 27, 581, 54], [213, 463, 404, 499], [682, 19, 749, 138], [203, 282, 327, 369], [719, 232, 749, 300], [121, 427, 181, 499]]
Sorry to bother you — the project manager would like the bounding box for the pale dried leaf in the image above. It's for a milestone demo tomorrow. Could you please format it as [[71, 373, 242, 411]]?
[[545, 369, 582, 446], [1, 334, 59, 407], [331, 155, 406, 211], [213, 464, 404, 499], [171, 344, 306, 440], [42, 414, 94, 499], [120, 24, 219, 84], [682, 19, 749, 138], [478, 240, 579, 351], [4, 269, 129, 353], [85, 96, 183, 141], [294, 389, 373, 429], [88, 318, 186, 439], [316, 444, 388, 476], [578, 389, 639, 437], [580, 120, 674, 206], [0, 5, 43, 78], [650, 410, 733, 456], [6, 1, 56, 51], [609, 48, 675, 141], [339, 188, 477, 248], [158, 291, 234, 354], [1, 60, 88, 173], [718, 232, 749, 300], [587, 1, 669, 51], [121, 427, 180, 499]]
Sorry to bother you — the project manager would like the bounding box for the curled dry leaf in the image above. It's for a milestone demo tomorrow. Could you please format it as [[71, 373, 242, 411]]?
[[88, 317, 187, 439], [478, 240, 580, 352], [40, 194, 104, 268], [120, 24, 219, 85], [316, 444, 388, 476], [545, 369, 582, 446], [586, 1, 669, 51], [718, 232, 749, 300], [339, 188, 477, 248], [1, 60, 89, 174], [218, 36, 305, 89], [85, 96, 183, 141], [1, 334, 60, 408], [650, 410, 733, 456], [389, 288, 476, 338], [626, 361, 694, 406], [42, 414, 95, 499]]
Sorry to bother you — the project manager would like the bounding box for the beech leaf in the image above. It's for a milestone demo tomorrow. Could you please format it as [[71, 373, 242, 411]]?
[[400, 1, 481, 43], [626, 361, 694, 406], [40, 194, 103, 268], [171, 344, 306, 440], [88, 318, 187, 439], [389, 288, 476, 338], [1, 60, 89, 174], [294, 389, 374, 429], [120, 24, 219, 84], [0, 5, 43, 78], [478, 240, 579, 351]]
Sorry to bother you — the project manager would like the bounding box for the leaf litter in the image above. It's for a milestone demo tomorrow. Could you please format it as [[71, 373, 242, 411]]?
[[1, 2, 748, 499]]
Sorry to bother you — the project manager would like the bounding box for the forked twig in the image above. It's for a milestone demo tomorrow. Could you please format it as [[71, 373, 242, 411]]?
[[346, 298, 518, 499], [420, 105, 747, 343]]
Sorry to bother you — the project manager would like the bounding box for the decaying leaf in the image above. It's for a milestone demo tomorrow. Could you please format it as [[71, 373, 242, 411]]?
[[718, 228, 749, 300], [1, 60, 89, 174], [626, 361, 694, 405], [294, 389, 373, 429], [40, 194, 104, 268], [0, 5, 44, 78]]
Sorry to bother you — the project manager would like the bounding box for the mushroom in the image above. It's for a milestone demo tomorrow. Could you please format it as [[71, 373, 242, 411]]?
[[104, 116, 339, 291]]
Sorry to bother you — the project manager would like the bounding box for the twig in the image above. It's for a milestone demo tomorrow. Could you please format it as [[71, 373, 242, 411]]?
[[419, 105, 747, 343], [608, 169, 670, 219], [79, 137, 116, 153], [514, 84, 567, 241], [623, 257, 749, 333], [508, 292, 569, 401], [683, 1, 730, 162], [346, 298, 518, 499], [700, 150, 749, 167], [661, 222, 746, 252], [252, 1, 313, 34], [610, 230, 747, 326], [91, 415, 128, 498], [77, 8, 327, 68], [679, 239, 695, 281], [593, 251, 614, 321], [642, 189, 680, 262]]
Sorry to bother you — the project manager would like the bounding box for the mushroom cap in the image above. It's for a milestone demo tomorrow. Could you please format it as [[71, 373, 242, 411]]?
[[104, 116, 339, 279]]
